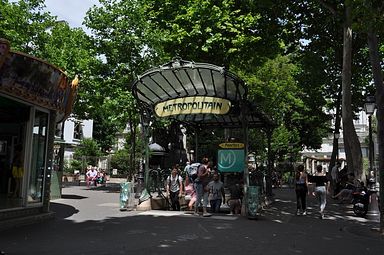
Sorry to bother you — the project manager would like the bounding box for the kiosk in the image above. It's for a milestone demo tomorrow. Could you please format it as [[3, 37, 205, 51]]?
[[0, 38, 77, 225]]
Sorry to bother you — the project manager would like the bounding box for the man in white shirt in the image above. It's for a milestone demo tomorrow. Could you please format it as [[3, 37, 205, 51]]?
[[86, 167, 98, 188]]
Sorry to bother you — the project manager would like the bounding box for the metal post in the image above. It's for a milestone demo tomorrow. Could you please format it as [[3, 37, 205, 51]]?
[[144, 126, 150, 190], [365, 96, 376, 188], [240, 100, 250, 217], [194, 129, 198, 162], [368, 115, 374, 182]]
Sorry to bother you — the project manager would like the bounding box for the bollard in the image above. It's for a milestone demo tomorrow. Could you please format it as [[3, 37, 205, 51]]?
[[120, 182, 135, 211], [367, 191, 380, 221], [247, 185, 261, 219]]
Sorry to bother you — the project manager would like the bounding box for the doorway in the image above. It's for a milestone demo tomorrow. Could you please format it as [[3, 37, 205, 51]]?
[[0, 95, 29, 209]]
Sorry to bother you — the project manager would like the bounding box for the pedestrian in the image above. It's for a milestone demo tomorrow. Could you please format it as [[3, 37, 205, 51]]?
[[332, 173, 360, 203], [86, 166, 97, 188], [207, 172, 225, 213], [228, 180, 243, 215], [166, 165, 184, 211], [184, 174, 196, 211], [194, 157, 211, 217], [309, 165, 330, 219], [331, 162, 341, 195], [295, 164, 308, 215]]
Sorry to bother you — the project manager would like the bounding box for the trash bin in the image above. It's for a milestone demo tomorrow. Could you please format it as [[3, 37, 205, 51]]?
[[247, 185, 261, 219], [120, 182, 135, 211]]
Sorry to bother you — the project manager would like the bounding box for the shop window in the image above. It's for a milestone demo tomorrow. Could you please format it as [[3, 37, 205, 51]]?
[[55, 122, 63, 139], [28, 110, 48, 204], [73, 122, 83, 140]]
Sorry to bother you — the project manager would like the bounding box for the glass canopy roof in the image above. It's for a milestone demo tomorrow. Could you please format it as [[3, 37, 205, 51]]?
[[132, 58, 273, 128]]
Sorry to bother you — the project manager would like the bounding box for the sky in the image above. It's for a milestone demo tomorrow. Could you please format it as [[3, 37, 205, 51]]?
[[44, 0, 100, 31]]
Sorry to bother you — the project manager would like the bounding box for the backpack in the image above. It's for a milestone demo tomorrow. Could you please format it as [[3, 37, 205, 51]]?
[[168, 174, 181, 190], [187, 163, 200, 182]]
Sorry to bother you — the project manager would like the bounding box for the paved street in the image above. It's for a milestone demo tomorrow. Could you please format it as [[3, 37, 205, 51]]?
[[0, 183, 383, 255]]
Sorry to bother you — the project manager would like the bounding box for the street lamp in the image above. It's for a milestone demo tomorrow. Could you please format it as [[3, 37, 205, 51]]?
[[364, 96, 376, 188], [139, 112, 152, 193], [178, 132, 184, 164], [334, 131, 340, 162], [189, 150, 194, 162]]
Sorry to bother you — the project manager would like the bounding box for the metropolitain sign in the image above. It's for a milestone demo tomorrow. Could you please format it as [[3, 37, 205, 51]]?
[[154, 96, 231, 117]]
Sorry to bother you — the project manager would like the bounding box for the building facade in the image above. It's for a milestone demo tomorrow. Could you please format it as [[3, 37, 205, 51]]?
[[302, 110, 373, 174]]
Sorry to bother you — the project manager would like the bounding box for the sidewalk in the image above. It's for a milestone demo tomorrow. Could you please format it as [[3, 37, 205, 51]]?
[[0, 184, 382, 255], [266, 187, 381, 239]]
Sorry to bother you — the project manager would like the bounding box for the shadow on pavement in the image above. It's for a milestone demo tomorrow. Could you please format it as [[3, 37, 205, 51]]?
[[0, 186, 383, 255], [50, 202, 79, 219], [61, 194, 87, 200], [265, 187, 381, 239], [90, 184, 121, 193]]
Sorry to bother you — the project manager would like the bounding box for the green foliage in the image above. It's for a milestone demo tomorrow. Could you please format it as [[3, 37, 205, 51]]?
[[4, 0, 382, 179], [84, 0, 159, 152], [110, 149, 131, 176], [63, 159, 82, 174], [0, 0, 55, 55], [244, 55, 329, 158], [145, 0, 283, 68], [73, 138, 102, 166]]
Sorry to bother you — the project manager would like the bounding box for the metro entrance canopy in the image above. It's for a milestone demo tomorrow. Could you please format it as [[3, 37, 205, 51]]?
[[132, 58, 273, 128], [131, 58, 273, 215]]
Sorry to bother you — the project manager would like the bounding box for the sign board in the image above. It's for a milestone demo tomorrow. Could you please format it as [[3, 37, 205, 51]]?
[[218, 142, 244, 149], [0, 47, 76, 122], [155, 96, 231, 117], [217, 149, 245, 172]]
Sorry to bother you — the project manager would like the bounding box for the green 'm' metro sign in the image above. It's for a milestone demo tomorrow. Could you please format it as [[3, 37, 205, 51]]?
[[217, 149, 245, 172]]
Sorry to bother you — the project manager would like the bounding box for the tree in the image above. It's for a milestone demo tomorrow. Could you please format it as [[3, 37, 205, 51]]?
[[110, 149, 131, 177], [351, 0, 384, 235], [0, 0, 55, 55], [73, 138, 102, 167], [246, 54, 329, 155], [314, 0, 362, 181], [145, 0, 282, 69], [84, 0, 161, 169]]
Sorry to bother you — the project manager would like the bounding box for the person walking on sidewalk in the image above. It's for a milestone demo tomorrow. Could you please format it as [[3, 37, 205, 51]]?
[[207, 172, 225, 213], [295, 165, 308, 215], [309, 165, 330, 219], [194, 157, 212, 217], [166, 166, 184, 211]]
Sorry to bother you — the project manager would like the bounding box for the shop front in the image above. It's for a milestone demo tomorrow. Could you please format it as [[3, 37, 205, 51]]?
[[0, 38, 76, 224]]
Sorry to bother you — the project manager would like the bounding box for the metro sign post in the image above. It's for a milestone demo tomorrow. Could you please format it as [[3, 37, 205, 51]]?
[[217, 143, 245, 172]]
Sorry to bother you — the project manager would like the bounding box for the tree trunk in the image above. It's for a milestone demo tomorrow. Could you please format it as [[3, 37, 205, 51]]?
[[367, 31, 384, 234], [341, 6, 363, 178]]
